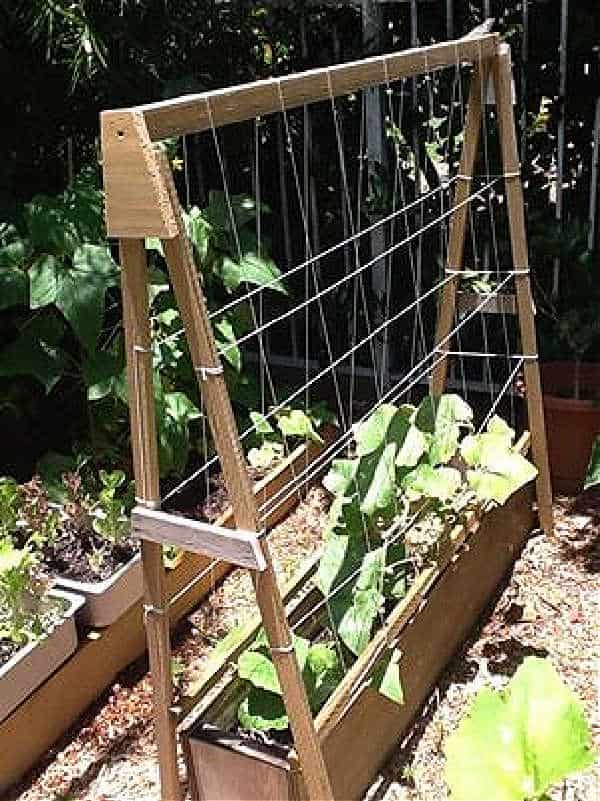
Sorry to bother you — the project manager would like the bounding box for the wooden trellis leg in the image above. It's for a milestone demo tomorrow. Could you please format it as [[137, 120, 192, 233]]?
[[431, 61, 487, 396], [158, 160, 334, 801], [492, 44, 554, 533], [119, 239, 182, 801]]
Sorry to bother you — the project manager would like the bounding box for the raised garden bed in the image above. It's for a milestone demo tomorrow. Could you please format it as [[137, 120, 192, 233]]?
[[182, 482, 535, 801], [178, 395, 538, 801], [457, 290, 516, 316], [0, 429, 335, 795], [0, 588, 84, 724]]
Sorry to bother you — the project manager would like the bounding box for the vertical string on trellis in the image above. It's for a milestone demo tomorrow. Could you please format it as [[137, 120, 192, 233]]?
[[553, 0, 569, 297], [327, 71, 383, 414], [277, 80, 349, 433], [395, 75, 427, 392]]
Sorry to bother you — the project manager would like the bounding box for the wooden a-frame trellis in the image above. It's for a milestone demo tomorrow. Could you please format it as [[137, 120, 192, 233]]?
[[100, 32, 552, 801]]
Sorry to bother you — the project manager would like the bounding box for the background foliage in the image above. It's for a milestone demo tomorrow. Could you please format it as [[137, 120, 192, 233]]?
[[1, 0, 599, 482]]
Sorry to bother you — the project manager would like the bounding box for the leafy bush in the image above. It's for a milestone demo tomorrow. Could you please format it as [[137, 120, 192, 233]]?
[[444, 657, 595, 800], [533, 220, 600, 390]]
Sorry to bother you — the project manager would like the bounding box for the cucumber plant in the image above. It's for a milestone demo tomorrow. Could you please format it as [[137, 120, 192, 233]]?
[[229, 393, 537, 735]]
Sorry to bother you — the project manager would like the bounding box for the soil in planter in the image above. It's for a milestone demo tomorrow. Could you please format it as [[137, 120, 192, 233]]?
[[34, 524, 137, 584], [14, 463, 270, 585]]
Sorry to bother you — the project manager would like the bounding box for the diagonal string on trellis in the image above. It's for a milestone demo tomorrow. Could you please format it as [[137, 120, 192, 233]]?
[[161, 178, 503, 507]]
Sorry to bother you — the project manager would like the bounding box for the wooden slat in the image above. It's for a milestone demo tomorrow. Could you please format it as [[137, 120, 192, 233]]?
[[457, 291, 517, 315], [111, 35, 499, 141], [133, 508, 267, 571], [492, 44, 554, 533]]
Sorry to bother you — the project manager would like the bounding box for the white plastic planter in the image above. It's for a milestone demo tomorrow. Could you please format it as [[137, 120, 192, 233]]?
[[55, 553, 142, 628], [0, 589, 85, 724]]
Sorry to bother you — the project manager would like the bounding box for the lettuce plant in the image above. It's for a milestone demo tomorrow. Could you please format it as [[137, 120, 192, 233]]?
[[445, 657, 595, 800], [0, 539, 62, 647]]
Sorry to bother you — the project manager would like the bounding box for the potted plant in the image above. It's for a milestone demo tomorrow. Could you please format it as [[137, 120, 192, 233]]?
[[532, 220, 600, 493], [181, 394, 538, 801], [0, 533, 84, 722], [2, 471, 141, 628]]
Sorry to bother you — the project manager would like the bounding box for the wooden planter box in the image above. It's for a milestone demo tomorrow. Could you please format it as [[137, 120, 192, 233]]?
[[457, 291, 516, 316], [0, 432, 335, 796], [181, 481, 535, 801], [0, 589, 85, 724]]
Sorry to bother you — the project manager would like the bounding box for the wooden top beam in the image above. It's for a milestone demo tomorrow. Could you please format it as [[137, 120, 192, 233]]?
[[103, 33, 498, 141]]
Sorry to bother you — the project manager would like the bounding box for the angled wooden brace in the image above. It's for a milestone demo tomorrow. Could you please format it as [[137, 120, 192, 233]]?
[[430, 59, 490, 396], [492, 44, 553, 533], [429, 44, 553, 534], [101, 109, 334, 801]]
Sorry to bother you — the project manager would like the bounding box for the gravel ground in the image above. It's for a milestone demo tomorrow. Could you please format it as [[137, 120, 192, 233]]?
[[8, 491, 599, 801]]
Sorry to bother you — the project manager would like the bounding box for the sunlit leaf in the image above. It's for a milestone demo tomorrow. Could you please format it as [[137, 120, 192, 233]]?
[[371, 648, 404, 705], [402, 464, 462, 502], [445, 657, 595, 800]]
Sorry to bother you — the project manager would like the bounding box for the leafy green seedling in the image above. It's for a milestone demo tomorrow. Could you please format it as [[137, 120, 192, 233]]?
[[236, 634, 343, 732], [445, 657, 595, 800], [0, 477, 21, 538], [91, 469, 131, 545], [0, 539, 60, 646]]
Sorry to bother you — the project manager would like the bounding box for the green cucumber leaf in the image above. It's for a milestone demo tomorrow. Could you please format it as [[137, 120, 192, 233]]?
[[402, 464, 462, 502], [238, 689, 289, 731], [371, 648, 404, 705], [237, 650, 282, 695]]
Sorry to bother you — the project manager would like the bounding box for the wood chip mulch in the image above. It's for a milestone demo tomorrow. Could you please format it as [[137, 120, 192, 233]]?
[[7, 491, 600, 801], [368, 492, 600, 801]]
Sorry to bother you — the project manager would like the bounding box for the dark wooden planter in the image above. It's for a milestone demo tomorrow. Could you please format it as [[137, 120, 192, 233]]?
[[457, 291, 516, 316], [182, 481, 535, 801]]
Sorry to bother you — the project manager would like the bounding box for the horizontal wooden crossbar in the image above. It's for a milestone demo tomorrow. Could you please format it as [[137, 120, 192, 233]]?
[[131, 507, 267, 571], [105, 33, 498, 140]]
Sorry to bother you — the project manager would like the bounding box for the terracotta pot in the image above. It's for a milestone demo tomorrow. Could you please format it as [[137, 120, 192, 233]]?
[[541, 362, 600, 494]]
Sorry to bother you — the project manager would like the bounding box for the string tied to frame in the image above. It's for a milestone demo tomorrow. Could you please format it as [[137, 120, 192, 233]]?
[[194, 363, 224, 381]]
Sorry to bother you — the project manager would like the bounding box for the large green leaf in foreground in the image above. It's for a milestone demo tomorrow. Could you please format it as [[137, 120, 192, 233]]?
[[445, 657, 595, 800]]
